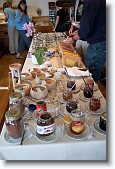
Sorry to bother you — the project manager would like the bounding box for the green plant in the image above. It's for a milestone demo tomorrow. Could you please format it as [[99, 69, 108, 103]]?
[[34, 47, 47, 65]]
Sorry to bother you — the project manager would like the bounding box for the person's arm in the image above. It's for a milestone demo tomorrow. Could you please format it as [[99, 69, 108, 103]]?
[[78, 0, 100, 39], [15, 10, 23, 23], [54, 15, 59, 31], [69, 17, 74, 34], [4, 8, 8, 22]]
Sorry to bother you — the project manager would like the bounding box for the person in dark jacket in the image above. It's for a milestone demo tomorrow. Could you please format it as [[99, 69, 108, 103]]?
[[65, 0, 106, 82], [54, 1, 67, 32]]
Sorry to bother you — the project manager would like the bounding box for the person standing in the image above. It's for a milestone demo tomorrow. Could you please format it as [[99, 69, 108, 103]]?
[[54, 1, 67, 32], [69, 0, 88, 64], [4, 0, 18, 55], [65, 0, 106, 83], [15, 0, 31, 59]]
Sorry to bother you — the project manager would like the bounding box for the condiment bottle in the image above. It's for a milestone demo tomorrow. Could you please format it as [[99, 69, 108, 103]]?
[[5, 109, 24, 139]]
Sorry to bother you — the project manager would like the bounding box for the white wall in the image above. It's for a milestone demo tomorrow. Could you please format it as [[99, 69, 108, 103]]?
[[0, 0, 57, 16]]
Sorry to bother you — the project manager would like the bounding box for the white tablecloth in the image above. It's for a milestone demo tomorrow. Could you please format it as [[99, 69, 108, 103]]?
[[0, 48, 106, 161]]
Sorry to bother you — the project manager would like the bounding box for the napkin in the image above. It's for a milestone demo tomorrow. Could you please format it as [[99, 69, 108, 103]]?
[[67, 67, 91, 77]]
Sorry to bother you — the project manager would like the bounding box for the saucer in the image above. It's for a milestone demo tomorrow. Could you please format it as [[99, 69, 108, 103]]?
[[80, 83, 98, 91], [65, 124, 90, 140], [4, 125, 34, 144], [79, 93, 96, 102], [32, 109, 40, 121], [84, 103, 106, 115], [58, 104, 69, 116], [93, 119, 106, 135], [58, 94, 77, 104], [36, 126, 61, 143]]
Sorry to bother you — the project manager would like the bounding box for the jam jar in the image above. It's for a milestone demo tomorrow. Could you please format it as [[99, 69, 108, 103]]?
[[63, 89, 73, 101], [36, 112, 55, 136], [9, 92, 25, 117], [67, 80, 76, 91], [99, 113, 106, 131], [89, 96, 101, 111], [66, 100, 77, 113], [83, 86, 93, 98], [70, 106, 85, 135], [5, 109, 24, 139], [86, 78, 94, 88]]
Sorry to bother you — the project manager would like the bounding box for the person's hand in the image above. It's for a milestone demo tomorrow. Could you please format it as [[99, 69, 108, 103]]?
[[20, 12, 24, 17], [63, 37, 73, 44], [69, 27, 73, 35], [73, 30, 80, 40], [19, 10, 24, 17]]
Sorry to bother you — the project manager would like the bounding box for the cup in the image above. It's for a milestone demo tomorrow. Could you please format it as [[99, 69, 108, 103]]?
[[89, 96, 101, 111]]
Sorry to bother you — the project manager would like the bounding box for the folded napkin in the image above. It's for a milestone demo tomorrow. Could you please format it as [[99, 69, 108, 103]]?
[[67, 67, 91, 77]]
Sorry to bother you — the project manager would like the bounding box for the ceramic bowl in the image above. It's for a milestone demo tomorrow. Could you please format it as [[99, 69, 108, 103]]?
[[16, 83, 31, 95], [30, 85, 48, 100], [44, 61, 52, 67], [53, 72, 62, 81], [37, 73, 46, 80], [21, 72, 32, 81], [30, 68, 40, 78], [39, 64, 48, 71], [21, 80, 32, 88], [44, 78, 57, 91]]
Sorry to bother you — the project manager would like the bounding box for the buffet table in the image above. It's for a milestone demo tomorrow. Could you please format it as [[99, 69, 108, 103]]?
[[0, 34, 106, 160]]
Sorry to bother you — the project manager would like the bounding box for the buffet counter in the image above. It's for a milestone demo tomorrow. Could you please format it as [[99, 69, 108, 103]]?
[[0, 33, 106, 160]]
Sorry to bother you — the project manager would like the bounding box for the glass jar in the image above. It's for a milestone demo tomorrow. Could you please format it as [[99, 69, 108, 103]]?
[[5, 109, 24, 139], [36, 112, 55, 136], [66, 100, 77, 113], [83, 86, 93, 98], [86, 78, 94, 88], [89, 96, 101, 111], [67, 80, 76, 91], [70, 106, 85, 135], [99, 113, 106, 131], [63, 89, 73, 101], [9, 92, 25, 117]]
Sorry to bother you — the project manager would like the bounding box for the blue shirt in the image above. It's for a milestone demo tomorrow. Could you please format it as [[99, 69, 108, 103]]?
[[78, 0, 106, 44], [15, 10, 30, 30], [4, 7, 16, 26]]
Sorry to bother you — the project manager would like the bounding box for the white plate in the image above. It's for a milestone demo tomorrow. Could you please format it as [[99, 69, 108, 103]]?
[[84, 103, 106, 115], [93, 119, 106, 135], [36, 126, 61, 143], [79, 93, 93, 102], [4, 125, 34, 144], [65, 124, 90, 140], [67, 67, 91, 77], [80, 83, 98, 91]]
